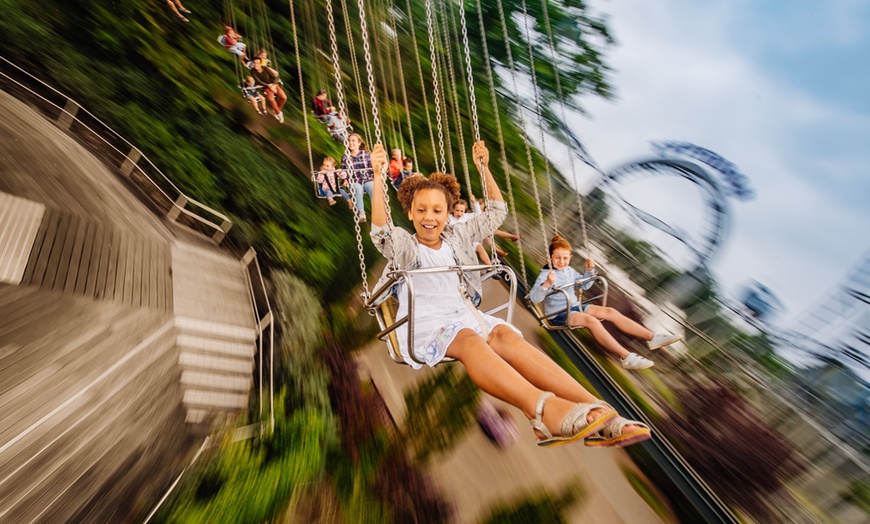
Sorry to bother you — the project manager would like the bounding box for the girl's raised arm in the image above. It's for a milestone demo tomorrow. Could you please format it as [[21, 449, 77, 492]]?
[[472, 141, 503, 202], [370, 144, 390, 227]]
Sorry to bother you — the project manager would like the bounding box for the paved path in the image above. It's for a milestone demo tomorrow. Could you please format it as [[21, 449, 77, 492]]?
[[358, 277, 674, 523]]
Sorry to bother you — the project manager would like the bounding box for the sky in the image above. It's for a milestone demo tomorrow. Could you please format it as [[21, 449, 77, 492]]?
[[552, 0, 870, 326]]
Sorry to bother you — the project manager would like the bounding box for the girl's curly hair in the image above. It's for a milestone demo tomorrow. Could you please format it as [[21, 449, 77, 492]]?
[[397, 172, 461, 213]]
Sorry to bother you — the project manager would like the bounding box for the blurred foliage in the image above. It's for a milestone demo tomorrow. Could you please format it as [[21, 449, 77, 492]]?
[[844, 480, 870, 516], [270, 271, 334, 418], [621, 466, 670, 522], [403, 365, 482, 462], [480, 481, 585, 524], [154, 395, 329, 523], [658, 373, 805, 521], [537, 329, 599, 396]]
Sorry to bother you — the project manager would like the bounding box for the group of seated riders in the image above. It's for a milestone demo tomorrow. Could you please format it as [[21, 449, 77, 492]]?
[[220, 26, 288, 123], [217, 19, 682, 451]]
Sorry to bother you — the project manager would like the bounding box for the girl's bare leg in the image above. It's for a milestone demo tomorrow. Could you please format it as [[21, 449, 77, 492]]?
[[486, 325, 601, 402], [487, 324, 643, 433], [586, 305, 653, 341], [446, 329, 607, 435], [165, 0, 182, 17], [568, 311, 631, 359]]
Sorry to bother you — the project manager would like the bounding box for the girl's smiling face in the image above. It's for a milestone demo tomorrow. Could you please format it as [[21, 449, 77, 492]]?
[[409, 188, 449, 248]]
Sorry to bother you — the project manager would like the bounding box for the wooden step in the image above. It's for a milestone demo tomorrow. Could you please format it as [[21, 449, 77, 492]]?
[[175, 316, 257, 342], [182, 390, 249, 410], [171, 241, 254, 328], [178, 352, 253, 375], [176, 334, 255, 359], [180, 370, 252, 392]]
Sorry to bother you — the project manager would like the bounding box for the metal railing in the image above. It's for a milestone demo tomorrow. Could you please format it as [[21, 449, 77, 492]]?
[[0, 54, 233, 243], [240, 248, 275, 433]]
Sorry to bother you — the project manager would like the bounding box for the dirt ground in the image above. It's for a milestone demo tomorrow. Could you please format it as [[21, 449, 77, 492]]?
[[357, 277, 676, 523]]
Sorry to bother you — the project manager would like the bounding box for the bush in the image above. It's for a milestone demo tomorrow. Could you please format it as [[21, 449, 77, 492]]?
[[155, 397, 329, 523], [481, 482, 585, 524], [657, 374, 804, 520]]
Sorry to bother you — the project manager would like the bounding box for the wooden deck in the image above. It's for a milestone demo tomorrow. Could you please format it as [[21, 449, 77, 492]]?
[[0, 90, 168, 239], [19, 206, 172, 311], [0, 85, 256, 521], [0, 284, 188, 523]]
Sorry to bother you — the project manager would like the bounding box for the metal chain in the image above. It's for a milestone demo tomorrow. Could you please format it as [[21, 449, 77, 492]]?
[[288, 0, 314, 179], [424, 0, 448, 174], [406, 0, 437, 172], [340, 0, 372, 145], [378, 0, 403, 150], [456, 0, 497, 263], [368, 0, 397, 148], [475, 0, 528, 287], [432, 32, 456, 177], [540, 0, 588, 249], [325, 0, 370, 299], [495, 0, 550, 263], [389, 4, 419, 171], [356, 0, 399, 270], [440, 0, 471, 195], [519, 0, 558, 238]]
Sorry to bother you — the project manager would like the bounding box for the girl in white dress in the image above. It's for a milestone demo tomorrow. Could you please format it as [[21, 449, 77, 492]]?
[[368, 142, 650, 448]]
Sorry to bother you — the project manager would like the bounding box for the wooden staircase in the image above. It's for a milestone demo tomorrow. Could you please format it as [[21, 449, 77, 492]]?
[[171, 241, 257, 425]]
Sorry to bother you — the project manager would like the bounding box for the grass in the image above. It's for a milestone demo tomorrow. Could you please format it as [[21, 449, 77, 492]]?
[[621, 465, 670, 521]]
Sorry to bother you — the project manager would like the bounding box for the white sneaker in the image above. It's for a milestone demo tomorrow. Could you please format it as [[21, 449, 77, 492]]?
[[275, 111, 285, 123], [621, 353, 654, 370], [648, 332, 681, 350]]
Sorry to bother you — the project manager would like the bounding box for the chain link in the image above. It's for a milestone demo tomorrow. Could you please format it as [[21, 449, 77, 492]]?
[[406, 0, 437, 171], [339, 0, 372, 145], [356, 0, 400, 271], [440, 0, 471, 196], [434, 33, 456, 177], [455, 0, 498, 263], [389, 5, 419, 171], [288, 0, 314, 179]]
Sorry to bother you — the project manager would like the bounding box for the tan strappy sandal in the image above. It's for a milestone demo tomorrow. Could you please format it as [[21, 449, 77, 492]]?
[[584, 416, 651, 448], [530, 392, 617, 447]]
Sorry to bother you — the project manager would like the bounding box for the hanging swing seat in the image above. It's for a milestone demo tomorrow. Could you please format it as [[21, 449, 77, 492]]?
[[310, 171, 328, 199], [526, 273, 609, 331], [366, 263, 518, 365]]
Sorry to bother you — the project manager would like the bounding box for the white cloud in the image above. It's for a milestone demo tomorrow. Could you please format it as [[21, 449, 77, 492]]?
[[568, 1, 870, 320]]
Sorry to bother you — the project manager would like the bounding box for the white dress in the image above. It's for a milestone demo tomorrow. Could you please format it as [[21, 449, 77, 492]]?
[[394, 242, 520, 369]]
